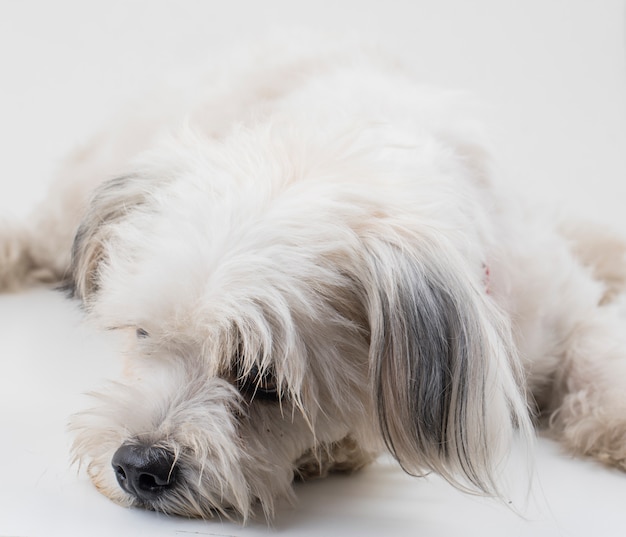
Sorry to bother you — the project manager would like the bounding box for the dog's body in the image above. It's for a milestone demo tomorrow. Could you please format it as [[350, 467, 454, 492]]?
[[2, 45, 626, 520]]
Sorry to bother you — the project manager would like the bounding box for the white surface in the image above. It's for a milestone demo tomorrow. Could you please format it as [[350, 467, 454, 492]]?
[[1, 1, 626, 535]]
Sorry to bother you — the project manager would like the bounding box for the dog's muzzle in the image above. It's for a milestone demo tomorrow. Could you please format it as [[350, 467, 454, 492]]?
[[112, 444, 178, 502]]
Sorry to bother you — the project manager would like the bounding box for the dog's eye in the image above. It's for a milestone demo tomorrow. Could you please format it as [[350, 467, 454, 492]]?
[[236, 364, 280, 402], [136, 328, 149, 338]]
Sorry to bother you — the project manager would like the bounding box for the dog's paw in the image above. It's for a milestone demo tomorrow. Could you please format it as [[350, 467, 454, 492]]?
[[294, 436, 377, 480], [552, 390, 626, 471], [0, 222, 56, 292]]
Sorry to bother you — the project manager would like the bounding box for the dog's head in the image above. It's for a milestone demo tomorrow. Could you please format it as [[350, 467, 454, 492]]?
[[69, 124, 530, 520]]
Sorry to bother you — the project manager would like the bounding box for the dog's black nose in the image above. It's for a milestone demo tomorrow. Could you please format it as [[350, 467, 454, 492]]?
[[112, 444, 178, 502]]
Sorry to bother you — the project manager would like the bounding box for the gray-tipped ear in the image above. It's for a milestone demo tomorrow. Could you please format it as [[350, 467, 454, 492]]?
[[70, 175, 149, 303], [363, 238, 530, 496]]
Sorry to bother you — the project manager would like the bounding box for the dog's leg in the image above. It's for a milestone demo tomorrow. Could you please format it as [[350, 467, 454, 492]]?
[[539, 226, 626, 469], [1, 120, 161, 293], [501, 217, 626, 469], [0, 150, 98, 292]]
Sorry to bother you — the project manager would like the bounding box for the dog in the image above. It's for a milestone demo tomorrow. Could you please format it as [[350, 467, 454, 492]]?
[[1, 43, 625, 521]]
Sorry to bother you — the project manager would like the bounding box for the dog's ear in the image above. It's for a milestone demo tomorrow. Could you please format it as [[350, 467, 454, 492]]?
[[361, 237, 531, 496], [71, 175, 150, 304]]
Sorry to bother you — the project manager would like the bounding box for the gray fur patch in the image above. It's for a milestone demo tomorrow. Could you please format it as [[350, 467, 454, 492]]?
[[70, 175, 150, 302]]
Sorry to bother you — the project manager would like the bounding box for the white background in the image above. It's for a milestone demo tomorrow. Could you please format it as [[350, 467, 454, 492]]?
[[1, 1, 625, 535]]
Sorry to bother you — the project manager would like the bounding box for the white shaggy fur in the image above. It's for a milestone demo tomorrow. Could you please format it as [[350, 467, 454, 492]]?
[[2, 43, 626, 521]]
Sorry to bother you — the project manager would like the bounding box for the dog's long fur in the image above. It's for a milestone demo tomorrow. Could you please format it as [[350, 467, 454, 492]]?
[[2, 43, 626, 521]]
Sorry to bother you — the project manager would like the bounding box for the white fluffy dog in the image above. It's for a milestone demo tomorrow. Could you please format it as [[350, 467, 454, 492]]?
[[2, 43, 626, 521]]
